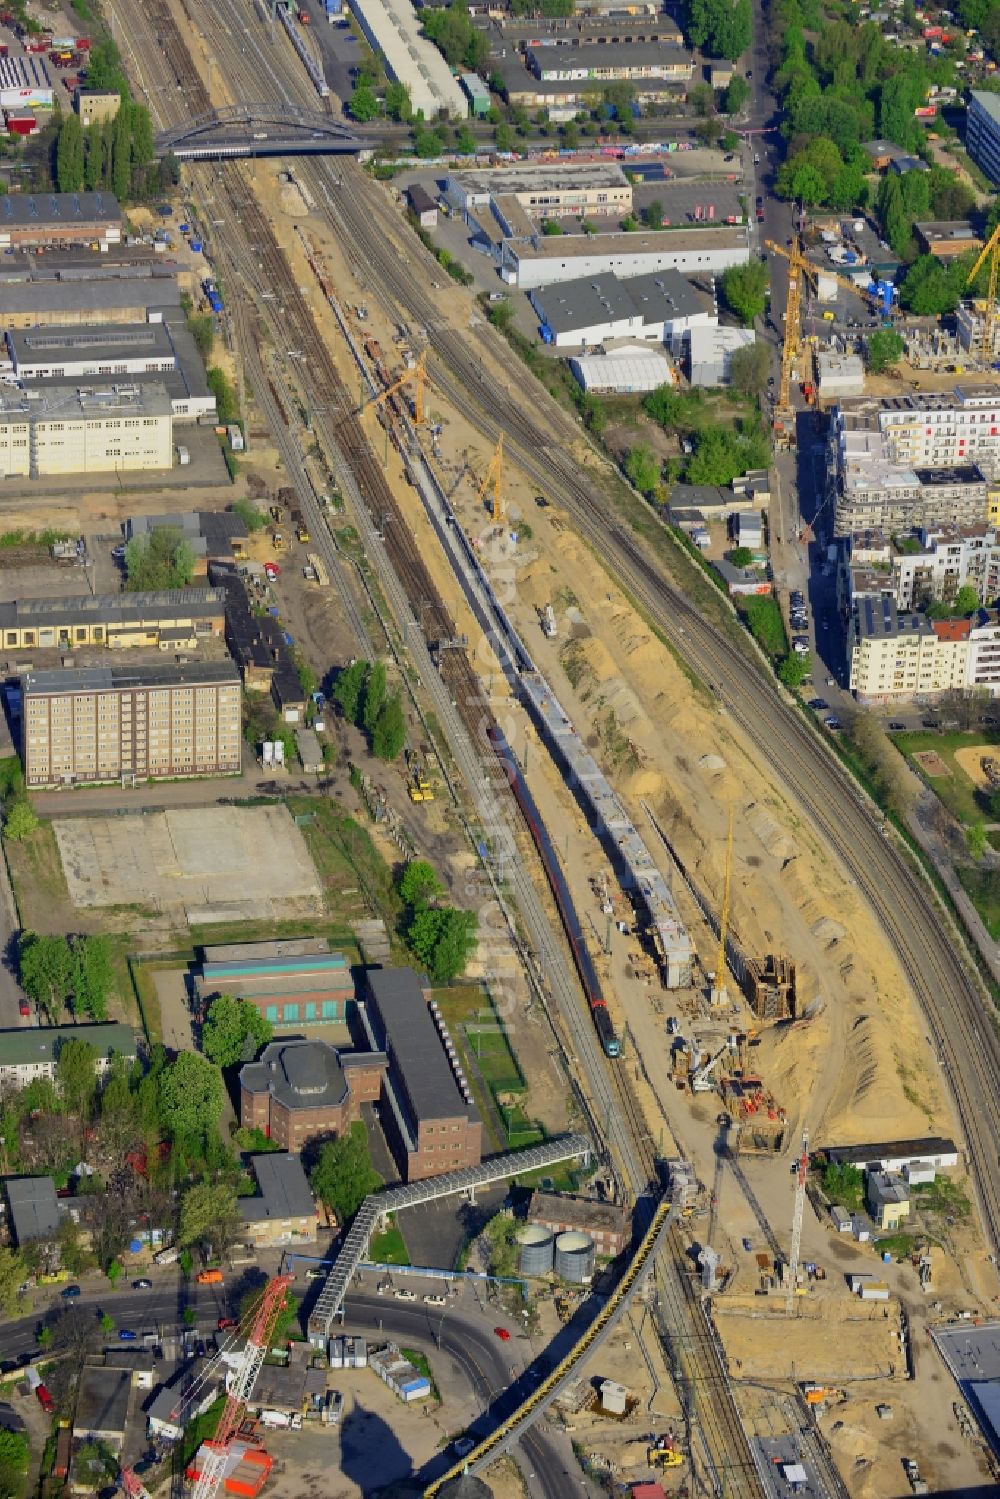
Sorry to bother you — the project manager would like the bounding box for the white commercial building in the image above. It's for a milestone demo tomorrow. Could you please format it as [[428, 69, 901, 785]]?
[[500, 226, 750, 290], [531, 268, 714, 350], [689, 324, 756, 387], [0, 384, 173, 478], [349, 0, 466, 117], [6, 324, 176, 381], [445, 162, 632, 221], [571, 345, 675, 393], [849, 596, 973, 702]]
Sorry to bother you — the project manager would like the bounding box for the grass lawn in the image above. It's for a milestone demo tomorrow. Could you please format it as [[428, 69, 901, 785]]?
[[369, 1216, 410, 1266], [287, 795, 403, 936], [893, 728, 1000, 826], [5, 819, 72, 931], [957, 864, 1000, 939], [911, 1175, 972, 1222], [873, 1232, 918, 1259], [738, 596, 788, 660], [431, 984, 544, 1152]]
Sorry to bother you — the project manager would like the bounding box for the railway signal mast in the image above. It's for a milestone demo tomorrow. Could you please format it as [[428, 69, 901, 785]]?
[[786, 1130, 809, 1314]]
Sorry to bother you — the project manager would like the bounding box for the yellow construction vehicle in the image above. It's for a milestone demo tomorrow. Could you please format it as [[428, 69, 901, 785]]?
[[647, 1435, 684, 1469], [408, 767, 434, 803], [296, 524, 311, 543]]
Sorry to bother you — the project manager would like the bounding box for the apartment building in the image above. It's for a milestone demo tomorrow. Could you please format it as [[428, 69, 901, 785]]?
[[835, 390, 1000, 473], [0, 1022, 136, 1090], [0, 588, 226, 653], [849, 596, 970, 702], [830, 408, 999, 533], [21, 661, 242, 787], [840, 524, 998, 612], [967, 90, 1000, 188], [0, 384, 173, 478]]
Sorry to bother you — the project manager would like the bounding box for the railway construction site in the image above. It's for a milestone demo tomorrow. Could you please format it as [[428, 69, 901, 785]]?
[[105, 0, 1000, 1493]]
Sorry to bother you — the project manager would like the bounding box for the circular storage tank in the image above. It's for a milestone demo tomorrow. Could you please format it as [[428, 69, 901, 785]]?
[[518, 1223, 555, 1277], [555, 1231, 595, 1285]]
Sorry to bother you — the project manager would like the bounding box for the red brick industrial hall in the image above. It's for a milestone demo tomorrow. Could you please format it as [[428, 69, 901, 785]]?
[[238, 966, 481, 1181]]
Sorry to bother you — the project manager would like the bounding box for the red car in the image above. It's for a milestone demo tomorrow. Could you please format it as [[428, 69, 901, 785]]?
[[217, 1317, 238, 1331], [493, 1326, 511, 1342], [18, 999, 29, 1017], [264, 562, 280, 579]]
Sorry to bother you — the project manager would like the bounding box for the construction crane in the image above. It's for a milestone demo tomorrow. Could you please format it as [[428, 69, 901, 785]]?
[[710, 809, 734, 1006], [966, 222, 1000, 362], [477, 432, 504, 523], [691, 1036, 735, 1093], [765, 237, 894, 438], [366, 350, 428, 426], [189, 1275, 294, 1499], [785, 1129, 809, 1315]]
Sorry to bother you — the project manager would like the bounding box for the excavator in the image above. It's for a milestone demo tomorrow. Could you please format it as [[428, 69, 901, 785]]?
[[647, 1434, 684, 1469]]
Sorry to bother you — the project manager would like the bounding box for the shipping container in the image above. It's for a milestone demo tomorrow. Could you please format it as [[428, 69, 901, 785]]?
[[36, 1385, 54, 1414]]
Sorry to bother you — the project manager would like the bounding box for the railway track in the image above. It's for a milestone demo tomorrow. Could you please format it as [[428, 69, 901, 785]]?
[[304, 163, 1000, 1266]]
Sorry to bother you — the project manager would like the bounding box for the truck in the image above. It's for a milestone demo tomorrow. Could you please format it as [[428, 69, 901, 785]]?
[[196, 1268, 223, 1285], [154, 1245, 179, 1265], [36, 1384, 55, 1414]]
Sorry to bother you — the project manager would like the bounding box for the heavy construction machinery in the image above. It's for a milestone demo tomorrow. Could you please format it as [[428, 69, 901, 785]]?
[[478, 433, 505, 523], [366, 349, 428, 427], [408, 766, 434, 802], [965, 222, 1000, 361], [189, 1275, 294, 1499], [765, 237, 893, 443], [691, 1035, 736, 1092], [647, 1434, 684, 1469], [786, 1130, 809, 1314]]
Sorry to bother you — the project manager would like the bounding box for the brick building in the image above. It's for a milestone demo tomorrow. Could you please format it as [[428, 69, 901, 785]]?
[[359, 968, 482, 1182], [197, 939, 355, 1028], [527, 1190, 630, 1256], [238, 1039, 384, 1153]]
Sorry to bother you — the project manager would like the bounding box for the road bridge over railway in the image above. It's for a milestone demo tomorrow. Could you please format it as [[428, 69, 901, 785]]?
[[155, 104, 367, 159]]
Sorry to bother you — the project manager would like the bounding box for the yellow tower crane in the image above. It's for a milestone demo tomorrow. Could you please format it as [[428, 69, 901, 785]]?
[[765, 238, 883, 444], [966, 223, 1000, 362], [366, 350, 428, 426], [478, 433, 505, 523], [710, 808, 734, 1006]]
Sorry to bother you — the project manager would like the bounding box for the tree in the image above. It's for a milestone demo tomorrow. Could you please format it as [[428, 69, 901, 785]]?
[[398, 859, 443, 907], [19, 933, 74, 1021], [100, 1313, 115, 1336], [953, 584, 981, 616], [729, 339, 770, 397], [3, 800, 37, 842], [822, 1160, 864, 1211], [111, 108, 131, 199], [158, 1051, 226, 1149], [624, 443, 661, 495], [967, 822, 988, 859], [179, 1181, 238, 1257], [0, 1430, 29, 1499], [900, 253, 972, 316], [696, 116, 723, 146], [125, 527, 195, 591], [645, 198, 664, 230], [724, 74, 750, 114], [131, 104, 154, 167], [494, 122, 514, 152], [361, 660, 387, 735], [231, 498, 266, 532], [201, 995, 273, 1068], [540, 218, 563, 236], [56, 1037, 99, 1118], [720, 259, 769, 326], [349, 84, 379, 122], [384, 80, 411, 121], [686, 425, 769, 485], [778, 651, 811, 687], [425, 907, 478, 982], [372, 693, 405, 762], [865, 328, 905, 373], [730, 546, 754, 567], [71, 935, 115, 1021], [455, 126, 476, 155], [333, 659, 368, 725], [309, 1123, 382, 1225], [56, 113, 84, 193], [0, 1247, 25, 1318]]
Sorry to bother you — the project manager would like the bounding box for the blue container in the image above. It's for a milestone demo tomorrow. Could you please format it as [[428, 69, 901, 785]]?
[[179, 222, 190, 233], [882, 1250, 892, 1263], [190, 240, 202, 253]]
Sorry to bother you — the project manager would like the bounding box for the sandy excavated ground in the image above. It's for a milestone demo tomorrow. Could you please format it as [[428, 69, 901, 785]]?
[[953, 744, 999, 791]]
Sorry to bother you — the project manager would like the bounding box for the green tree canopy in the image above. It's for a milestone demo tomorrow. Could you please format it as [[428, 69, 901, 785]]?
[[309, 1123, 382, 1225], [0, 1247, 26, 1318], [372, 694, 406, 761], [865, 328, 905, 373], [179, 1181, 238, 1256], [624, 443, 661, 495], [729, 339, 770, 397], [158, 1051, 226, 1149], [686, 425, 770, 486], [333, 659, 368, 724], [688, 0, 752, 58], [201, 995, 273, 1068], [720, 259, 769, 326], [125, 527, 195, 591], [56, 1037, 99, 1117], [3, 800, 37, 842], [350, 84, 379, 122], [361, 661, 387, 735], [19, 932, 74, 1021], [723, 74, 750, 114], [407, 905, 478, 982], [397, 859, 443, 907], [71, 934, 115, 1021], [899, 252, 973, 316]]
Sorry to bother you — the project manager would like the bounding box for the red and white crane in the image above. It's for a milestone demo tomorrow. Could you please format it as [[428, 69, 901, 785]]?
[[189, 1275, 294, 1499]]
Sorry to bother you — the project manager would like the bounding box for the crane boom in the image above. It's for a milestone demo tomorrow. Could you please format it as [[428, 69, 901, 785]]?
[[366, 350, 428, 425], [966, 224, 1000, 361], [785, 1130, 809, 1314], [189, 1275, 294, 1499]]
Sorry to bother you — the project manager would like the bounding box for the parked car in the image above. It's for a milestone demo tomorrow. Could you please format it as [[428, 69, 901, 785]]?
[[217, 1317, 238, 1331], [494, 1326, 511, 1342], [118, 1329, 137, 1341], [111, 543, 126, 561], [423, 1293, 446, 1306], [824, 716, 842, 730], [393, 1288, 416, 1302], [61, 1285, 81, 1298], [888, 721, 906, 732], [808, 698, 829, 711], [18, 999, 30, 1016], [133, 1279, 152, 1290], [742, 1238, 753, 1252]]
